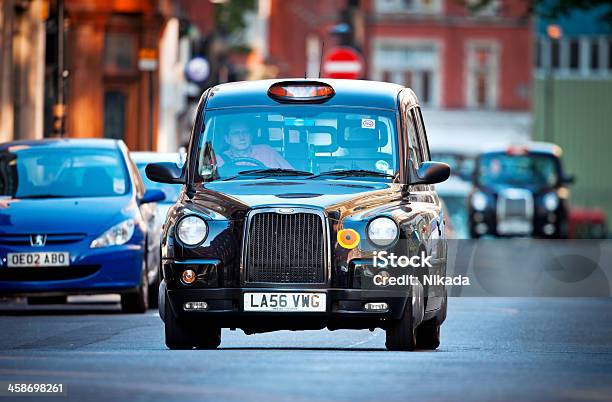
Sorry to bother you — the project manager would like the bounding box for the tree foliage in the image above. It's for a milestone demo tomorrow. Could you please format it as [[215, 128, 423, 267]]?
[[213, 0, 257, 37]]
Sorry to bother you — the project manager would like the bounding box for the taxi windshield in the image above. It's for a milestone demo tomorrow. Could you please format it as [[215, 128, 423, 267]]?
[[196, 107, 398, 181], [478, 153, 560, 188]]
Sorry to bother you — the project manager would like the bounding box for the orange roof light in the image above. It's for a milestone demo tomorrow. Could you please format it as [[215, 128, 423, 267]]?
[[506, 145, 529, 156], [268, 82, 335, 103]]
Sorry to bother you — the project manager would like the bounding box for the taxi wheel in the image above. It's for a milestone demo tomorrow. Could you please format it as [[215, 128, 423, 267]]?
[[416, 320, 441, 350], [121, 265, 149, 314], [385, 303, 416, 351], [164, 293, 221, 350], [194, 328, 222, 350]]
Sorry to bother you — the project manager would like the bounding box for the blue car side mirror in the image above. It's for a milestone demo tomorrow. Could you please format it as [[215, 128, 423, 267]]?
[[141, 189, 166, 204]]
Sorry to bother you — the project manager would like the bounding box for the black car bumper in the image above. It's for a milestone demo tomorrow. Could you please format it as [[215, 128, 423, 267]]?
[[163, 284, 412, 331]]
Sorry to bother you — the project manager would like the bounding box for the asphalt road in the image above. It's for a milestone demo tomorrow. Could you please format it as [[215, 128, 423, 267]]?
[[0, 297, 611, 402]]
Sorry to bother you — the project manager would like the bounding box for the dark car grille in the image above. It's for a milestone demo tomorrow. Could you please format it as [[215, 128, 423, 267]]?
[[245, 212, 326, 284]]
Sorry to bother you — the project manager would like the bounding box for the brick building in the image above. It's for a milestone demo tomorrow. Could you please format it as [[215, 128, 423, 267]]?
[[266, 0, 532, 111]]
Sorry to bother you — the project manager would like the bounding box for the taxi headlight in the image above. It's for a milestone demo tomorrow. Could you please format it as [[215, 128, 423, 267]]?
[[471, 191, 488, 211], [543, 193, 559, 211], [367, 217, 398, 247], [90, 219, 135, 248], [176, 216, 208, 246]]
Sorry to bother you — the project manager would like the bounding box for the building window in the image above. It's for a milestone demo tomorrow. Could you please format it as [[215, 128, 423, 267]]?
[[104, 32, 136, 74], [551, 40, 560, 69], [569, 39, 580, 70], [104, 91, 126, 140], [466, 42, 499, 109], [465, 0, 500, 17], [372, 41, 440, 106], [590, 39, 600, 70], [375, 0, 441, 14], [608, 39, 612, 70]]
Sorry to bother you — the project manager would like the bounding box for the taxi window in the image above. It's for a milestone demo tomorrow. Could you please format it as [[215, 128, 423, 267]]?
[[405, 108, 423, 168], [196, 107, 399, 181]]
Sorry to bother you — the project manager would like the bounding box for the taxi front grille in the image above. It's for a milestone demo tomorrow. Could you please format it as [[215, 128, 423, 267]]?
[[504, 198, 528, 217], [245, 211, 326, 284]]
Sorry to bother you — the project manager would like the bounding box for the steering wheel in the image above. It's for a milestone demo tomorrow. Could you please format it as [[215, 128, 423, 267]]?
[[220, 157, 267, 176]]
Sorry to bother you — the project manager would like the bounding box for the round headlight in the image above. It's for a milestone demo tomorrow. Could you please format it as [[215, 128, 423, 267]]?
[[471, 191, 488, 211], [176, 216, 208, 246], [543, 192, 559, 211], [367, 217, 398, 247]]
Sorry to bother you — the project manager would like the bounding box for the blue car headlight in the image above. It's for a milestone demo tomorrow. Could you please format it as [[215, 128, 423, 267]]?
[[90, 219, 135, 248]]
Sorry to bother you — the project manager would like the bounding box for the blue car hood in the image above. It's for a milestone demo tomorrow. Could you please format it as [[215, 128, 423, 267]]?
[[0, 196, 134, 235]]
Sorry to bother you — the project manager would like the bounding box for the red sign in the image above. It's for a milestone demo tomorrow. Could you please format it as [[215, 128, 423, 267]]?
[[322, 47, 364, 80]]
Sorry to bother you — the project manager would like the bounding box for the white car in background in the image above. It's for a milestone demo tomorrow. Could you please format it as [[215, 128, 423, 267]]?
[[130, 152, 184, 226], [436, 176, 473, 239]]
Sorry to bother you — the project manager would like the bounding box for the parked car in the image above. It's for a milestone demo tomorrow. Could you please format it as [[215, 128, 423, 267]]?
[[147, 79, 450, 350], [569, 207, 608, 239], [0, 139, 165, 312], [468, 142, 574, 238], [430, 150, 476, 183]]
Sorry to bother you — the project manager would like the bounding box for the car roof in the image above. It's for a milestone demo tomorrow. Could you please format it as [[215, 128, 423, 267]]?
[[480, 141, 563, 157], [204, 79, 407, 110], [0, 138, 121, 151], [130, 151, 180, 164]]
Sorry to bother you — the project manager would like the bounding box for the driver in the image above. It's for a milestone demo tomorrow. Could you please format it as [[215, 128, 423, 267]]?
[[216, 121, 292, 169]]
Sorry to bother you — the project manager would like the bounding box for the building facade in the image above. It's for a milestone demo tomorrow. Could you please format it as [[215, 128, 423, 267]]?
[[533, 5, 612, 219], [266, 0, 532, 111], [0, 0, 47, 143]]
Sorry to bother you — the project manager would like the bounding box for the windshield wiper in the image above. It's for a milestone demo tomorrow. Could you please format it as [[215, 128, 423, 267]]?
[[308, 169, 394, 180], [17, 194, 72, 199], [223, 168, 313, 181]]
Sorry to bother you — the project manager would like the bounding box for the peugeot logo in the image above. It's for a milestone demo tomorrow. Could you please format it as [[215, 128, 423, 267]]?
[[277, 208, 294, 214], [30, 234, 46, 247]]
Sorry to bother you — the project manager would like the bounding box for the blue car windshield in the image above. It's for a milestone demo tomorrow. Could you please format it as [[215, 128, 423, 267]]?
[[0, 147, 130, 198], [196, 106, 399, 181], [478, 153, 559, 188], [136, 163, 182, 203]]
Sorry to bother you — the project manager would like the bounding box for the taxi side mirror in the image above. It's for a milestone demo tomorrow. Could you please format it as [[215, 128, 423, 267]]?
[[411, 161, 451, 185], [146, 162, 185, 184], [562, 174, 575, 185]]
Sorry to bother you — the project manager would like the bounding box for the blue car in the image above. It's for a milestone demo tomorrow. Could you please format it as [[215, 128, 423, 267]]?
[[0, 139, 165, 313]]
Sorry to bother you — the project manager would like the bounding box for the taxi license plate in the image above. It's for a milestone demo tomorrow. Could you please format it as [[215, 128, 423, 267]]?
[[7, 252, 70, 267], [243, 292, 326, 312]]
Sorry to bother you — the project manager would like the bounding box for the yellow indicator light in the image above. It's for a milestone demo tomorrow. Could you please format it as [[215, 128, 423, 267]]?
[[338, 228, 360, 249]]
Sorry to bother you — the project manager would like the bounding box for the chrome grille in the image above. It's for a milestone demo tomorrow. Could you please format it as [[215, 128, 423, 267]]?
[[245, 211, 325, 284]]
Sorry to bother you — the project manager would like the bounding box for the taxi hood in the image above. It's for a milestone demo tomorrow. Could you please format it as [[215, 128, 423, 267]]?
[[188, 179, 402, 220]]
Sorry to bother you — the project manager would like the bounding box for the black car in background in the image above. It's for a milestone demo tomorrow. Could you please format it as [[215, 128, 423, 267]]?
[[468, 142, 574, 238], [147, 79, 450, 351]]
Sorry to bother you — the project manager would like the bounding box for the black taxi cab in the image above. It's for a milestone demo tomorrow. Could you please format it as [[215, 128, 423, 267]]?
[[468, 142, 574, 238], [146, 79, 450, 350]]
